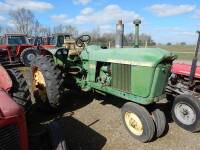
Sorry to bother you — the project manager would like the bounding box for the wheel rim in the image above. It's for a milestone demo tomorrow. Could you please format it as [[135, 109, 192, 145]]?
[[32, 67, 47, 102], [174, 103, 196, 125], [124, 112, 143, 136], [27, 53, 35, 61]]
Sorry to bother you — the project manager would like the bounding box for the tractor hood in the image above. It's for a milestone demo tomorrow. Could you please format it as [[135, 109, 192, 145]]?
[[81, 45, 176, 67]]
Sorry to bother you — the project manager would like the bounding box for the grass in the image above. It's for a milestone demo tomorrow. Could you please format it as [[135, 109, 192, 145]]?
[[151, 45, 197, 60]]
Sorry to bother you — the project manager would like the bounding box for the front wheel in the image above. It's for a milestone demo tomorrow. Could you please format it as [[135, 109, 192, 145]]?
[[172, 94, 200, 132], [121, 102, 155, 143]]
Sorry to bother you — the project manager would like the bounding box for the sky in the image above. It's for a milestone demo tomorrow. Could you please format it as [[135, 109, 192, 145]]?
[[0, 0, 200, 44]]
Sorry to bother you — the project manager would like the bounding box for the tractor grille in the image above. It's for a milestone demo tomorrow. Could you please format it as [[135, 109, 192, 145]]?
[[111, 63, 131, 92], [0, 124, 21, 150]]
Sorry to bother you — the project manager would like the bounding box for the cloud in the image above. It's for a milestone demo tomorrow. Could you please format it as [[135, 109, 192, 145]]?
[[154, 27, 195, 37], [148, 27, 197, 44], [0, 16, 6, 23], [51, 14, 68, 22], [73, 0, 92, 5], [51, 4, 141, 26], [0, 0, 54, 12], [99, 25, 114, 33], [193, 10, 200, 18], [148, 4, 195, 17], [80, 7, 94, 15]]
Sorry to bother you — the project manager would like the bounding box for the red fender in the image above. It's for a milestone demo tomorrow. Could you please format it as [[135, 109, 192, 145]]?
[[171, 63, 200, 79], [0, 65, 12, 91]]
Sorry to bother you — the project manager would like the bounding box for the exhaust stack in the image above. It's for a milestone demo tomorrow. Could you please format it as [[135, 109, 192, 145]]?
[[133, 19, 141, 48], [115, 20, 124, 48]]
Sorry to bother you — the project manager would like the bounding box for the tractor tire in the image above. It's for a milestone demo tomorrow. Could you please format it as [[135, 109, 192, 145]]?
[[152, 108, 166, 138], [20, 47, 39, 66], [121, 102, 155, 143], [7, 68, 31, 111], [47, 120, 67, 150], [172, 94, 200, 132], [31, 55, 64, 109]]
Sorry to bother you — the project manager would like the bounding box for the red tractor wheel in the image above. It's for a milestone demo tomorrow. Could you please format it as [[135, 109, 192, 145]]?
[[7, 68, 32, 111], [20, 48, 39, 66]]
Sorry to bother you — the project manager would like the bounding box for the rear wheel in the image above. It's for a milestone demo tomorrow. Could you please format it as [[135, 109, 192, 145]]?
[[172, 94, 200, 132], [20, 48, 39, 66], [121, 102, 155, 142], [31, 55, 64, 109], [7, 68, 31, 111]]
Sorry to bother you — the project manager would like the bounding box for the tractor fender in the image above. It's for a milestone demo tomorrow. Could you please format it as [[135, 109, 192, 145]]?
[[0, 65, 12, 92], [0, 89, 22, 117], [40, 48, 69, 65], [40, 48, 54, 56], [41, 48, 68, 56], [171, 63, 200, 78]]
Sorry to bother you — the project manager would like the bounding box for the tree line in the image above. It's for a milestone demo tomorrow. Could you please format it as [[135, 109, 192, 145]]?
[[0, 8, 156, 46]]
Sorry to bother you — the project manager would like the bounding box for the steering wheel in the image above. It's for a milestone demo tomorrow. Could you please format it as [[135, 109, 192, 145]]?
[[75, 35, 91, 47]]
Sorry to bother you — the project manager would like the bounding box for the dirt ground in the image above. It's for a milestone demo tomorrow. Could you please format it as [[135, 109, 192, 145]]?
[[27, 90, 200, 150]]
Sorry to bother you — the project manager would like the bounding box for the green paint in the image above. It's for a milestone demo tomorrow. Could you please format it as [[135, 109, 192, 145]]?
[[44, 44, 176, 105], [81, 45, 176, 67], [131, 66, 154, 97]]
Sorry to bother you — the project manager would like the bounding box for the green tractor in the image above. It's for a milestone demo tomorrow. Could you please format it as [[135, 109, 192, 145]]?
[[30, 33, 176, 142]]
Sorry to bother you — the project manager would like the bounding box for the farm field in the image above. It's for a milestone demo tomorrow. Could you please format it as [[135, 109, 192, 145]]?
[[156, 45, 197, 60]]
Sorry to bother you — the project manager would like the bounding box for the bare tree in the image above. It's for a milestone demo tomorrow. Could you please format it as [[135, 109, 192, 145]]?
[[124, 33, 156, 46], [65, 25, 78, 37], [53, 24, 64, 33], [5, 26, 15, 33], [32, 20, 41, 36], [0, 26, 3, 34], [9, 8, 39, 35]]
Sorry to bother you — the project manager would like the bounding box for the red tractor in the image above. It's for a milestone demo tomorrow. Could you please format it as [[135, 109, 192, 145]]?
[[0, 65, 29, 150], [0, 34, 39, 67], [166, 31, 200, 133], [0, 65, 67, 150]]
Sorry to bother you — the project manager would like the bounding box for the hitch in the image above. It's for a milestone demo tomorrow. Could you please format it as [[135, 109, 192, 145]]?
[[189, 31, 200, 85]]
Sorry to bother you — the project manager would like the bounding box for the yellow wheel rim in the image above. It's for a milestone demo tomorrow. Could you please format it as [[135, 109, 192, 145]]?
[[32, 67, 47, 102], [124, 112, 143, 136]]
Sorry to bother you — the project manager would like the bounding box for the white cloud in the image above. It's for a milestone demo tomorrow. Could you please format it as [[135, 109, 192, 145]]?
[[51, 14, 74, 25], [155, 27, 195, 36], [193, 10, 200, 18], [80, 7, 94, 15], [73, 0, 92, 5], [52, 4, 141, 26], [148, 27, 197, 44], [51, 14, 68, 22], [0, 0, 54, 12], [99, 25, 114, 33], [148, 4, 195, 17], [0, 16, 6, 23]]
